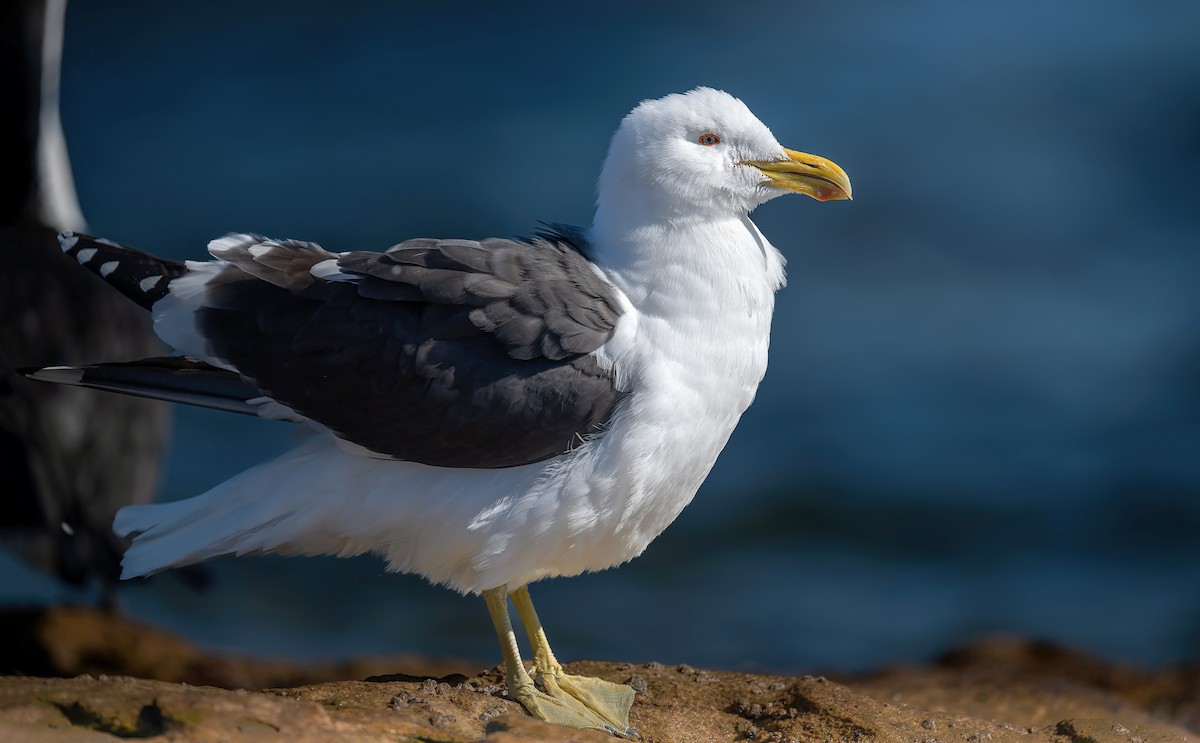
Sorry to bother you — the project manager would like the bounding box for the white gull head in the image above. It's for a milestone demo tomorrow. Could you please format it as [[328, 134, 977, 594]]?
[[597, 87, 851, 225]]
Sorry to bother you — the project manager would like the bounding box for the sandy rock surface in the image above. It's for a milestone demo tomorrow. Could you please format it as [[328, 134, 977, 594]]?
[[1, 607, 1196, 742]]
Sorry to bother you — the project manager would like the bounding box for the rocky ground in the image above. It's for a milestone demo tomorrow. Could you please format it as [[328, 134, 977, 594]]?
[[1, 607, 1197, 742]]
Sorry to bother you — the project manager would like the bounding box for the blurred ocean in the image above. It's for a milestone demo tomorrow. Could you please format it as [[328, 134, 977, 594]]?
[[3, 0, 1199, 673]]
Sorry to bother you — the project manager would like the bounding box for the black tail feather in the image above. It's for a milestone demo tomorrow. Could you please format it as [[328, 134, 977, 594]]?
[[23, 356, 264, 416], [58, 231, 188, 309]]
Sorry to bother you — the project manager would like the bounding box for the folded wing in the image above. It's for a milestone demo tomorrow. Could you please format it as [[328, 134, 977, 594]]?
[[73, 229, 627, 469]]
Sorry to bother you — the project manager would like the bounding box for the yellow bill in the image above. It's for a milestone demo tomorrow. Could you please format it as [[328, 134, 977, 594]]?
[[742, 148, 852, 202]]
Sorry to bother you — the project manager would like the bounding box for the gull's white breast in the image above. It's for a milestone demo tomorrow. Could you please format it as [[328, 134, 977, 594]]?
[[478, 215, 787, 587]]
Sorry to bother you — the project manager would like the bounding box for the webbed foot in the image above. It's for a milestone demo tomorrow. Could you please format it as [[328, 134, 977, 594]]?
[[542, 670, 636, 736]]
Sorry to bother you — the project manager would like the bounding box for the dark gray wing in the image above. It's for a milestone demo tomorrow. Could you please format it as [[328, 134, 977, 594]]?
[[196, 230, 623, 468]]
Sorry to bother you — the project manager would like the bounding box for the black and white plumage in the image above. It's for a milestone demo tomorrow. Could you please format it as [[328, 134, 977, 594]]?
[[0, 0, 168, 591], [28, 87, 851, 734], [56, 228, 624, 469]]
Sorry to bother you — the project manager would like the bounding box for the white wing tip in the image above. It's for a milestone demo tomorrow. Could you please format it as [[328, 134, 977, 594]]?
[[138, 275, 164, 292], [310, 257, 359, 282], [58, 230, 78, 252], [24, 365, 84, 384]]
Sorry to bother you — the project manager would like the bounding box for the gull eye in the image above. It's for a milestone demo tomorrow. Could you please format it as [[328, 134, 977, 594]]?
[[697, 133, 721, 146]]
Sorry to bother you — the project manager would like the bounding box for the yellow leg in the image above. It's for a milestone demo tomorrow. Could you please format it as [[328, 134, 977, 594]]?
[[482, 586, 618, 734], [510, 585, 637, 737]]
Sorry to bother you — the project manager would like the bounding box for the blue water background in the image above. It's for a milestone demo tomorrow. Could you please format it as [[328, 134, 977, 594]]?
[[4, 0, 1199, 673]]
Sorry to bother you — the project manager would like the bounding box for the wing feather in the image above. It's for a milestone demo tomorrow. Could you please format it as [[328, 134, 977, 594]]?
[[190, 230, 623, 468]]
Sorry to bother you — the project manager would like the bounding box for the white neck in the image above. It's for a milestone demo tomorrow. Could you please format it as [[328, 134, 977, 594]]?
[[589, 189, 786, 308]]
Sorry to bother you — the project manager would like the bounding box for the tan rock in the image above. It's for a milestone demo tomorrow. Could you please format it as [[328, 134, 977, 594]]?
[[0, 609, 1195, 742]]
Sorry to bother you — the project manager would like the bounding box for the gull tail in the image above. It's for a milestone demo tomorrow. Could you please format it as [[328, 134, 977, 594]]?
[[114, 436, 369, 578], [58, 231, 188, 309], [22, 356, 266, 416]]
